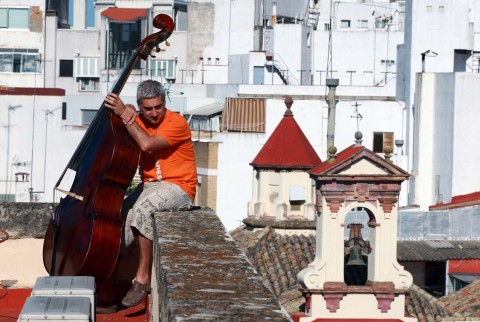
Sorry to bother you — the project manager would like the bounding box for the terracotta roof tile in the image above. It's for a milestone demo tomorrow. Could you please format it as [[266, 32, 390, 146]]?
[[308, 144, 364, 175], [100, 7, 148, 22], [231, 226, 315, 314], [438, 278, 480, 318], [230, 227, 480, 318], [250, 108, 321, 169], [430, 191, 480, 210]]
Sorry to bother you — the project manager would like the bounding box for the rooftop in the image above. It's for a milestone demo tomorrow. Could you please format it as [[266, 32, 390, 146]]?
[[231, 225, 480, 320]]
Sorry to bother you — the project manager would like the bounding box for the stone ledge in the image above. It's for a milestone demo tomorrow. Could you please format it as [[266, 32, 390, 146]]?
[[243, 217, 316, 229], [152, 207, 292, 321], [0, 202, 53, 239]]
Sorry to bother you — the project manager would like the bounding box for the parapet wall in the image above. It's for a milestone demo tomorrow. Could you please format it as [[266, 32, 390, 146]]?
[[0, 202, 53, 239], [0, 203, 291, 321], [152, 207, 292, 321]]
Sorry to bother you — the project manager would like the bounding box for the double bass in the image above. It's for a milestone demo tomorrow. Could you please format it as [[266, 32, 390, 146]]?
[[42, 14, 174, 285]]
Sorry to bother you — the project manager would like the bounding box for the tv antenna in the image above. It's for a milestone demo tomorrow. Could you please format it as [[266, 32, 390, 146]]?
[[4, 104, 22, 197], [42, 106, 61, 192], [351, 102, 363, 132], [162, 82, 184, 103]]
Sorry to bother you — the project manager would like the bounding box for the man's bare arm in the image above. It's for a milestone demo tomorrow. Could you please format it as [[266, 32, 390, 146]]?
[[104, 93, 169, 152], [124, 121, 170, 152]]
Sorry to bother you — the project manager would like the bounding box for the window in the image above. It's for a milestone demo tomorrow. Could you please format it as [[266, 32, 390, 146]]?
[[253, 66, 264, 85], [324, 23, 330, 31], [340, 20, 351, 28], [75, 57, 99, 91], [150, 60, 176, 79], [0, 49, 40, 73], [372, 132, 394, 153], [74, 57, 99, 77], [357, 20, 368, 29], [449, 275, 470, 292], [22, 54, 39, 72], [108, 21, 142, 69], [59, 60, 73, 77], [173, 2, 187, 31], [381, 59, 395, 66], [81, 109, 97, 126], [289, 185, 305, 211], [0, 7, 29, 29], [79, 78, 99, 91], [62, 102, 67, 120], [375, 16, 391, 29]]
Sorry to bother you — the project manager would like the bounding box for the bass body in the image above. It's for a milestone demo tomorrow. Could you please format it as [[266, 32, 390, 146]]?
[[42, 14, 175, 285]]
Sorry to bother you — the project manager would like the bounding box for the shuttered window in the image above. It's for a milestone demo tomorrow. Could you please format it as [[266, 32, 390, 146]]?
[[220, 98, 265, 133], [150, 60, 176, 79], [74, 57, 99, 77], [372, 132, 394, 153]]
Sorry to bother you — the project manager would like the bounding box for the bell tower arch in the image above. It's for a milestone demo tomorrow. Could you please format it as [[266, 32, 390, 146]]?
[[297, 143, 413, 320]]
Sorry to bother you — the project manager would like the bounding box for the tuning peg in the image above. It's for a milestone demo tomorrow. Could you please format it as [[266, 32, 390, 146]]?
[[155, 45, 160, 53], [150, 54, 157, 58], [165, 41, 170, 47]]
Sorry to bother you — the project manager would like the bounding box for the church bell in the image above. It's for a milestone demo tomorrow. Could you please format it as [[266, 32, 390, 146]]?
[[346, 244, 366, 266], [346, 223, 367, 266]]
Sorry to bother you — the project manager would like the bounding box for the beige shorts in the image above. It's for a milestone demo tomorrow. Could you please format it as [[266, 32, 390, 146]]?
[[122, 181, 192, 246]]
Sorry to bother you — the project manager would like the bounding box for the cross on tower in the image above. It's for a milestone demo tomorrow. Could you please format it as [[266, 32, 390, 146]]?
[[351, 102, 363, 132]]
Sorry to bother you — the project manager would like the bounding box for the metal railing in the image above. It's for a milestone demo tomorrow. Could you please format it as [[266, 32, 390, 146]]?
[[271, 53, 300, 85]]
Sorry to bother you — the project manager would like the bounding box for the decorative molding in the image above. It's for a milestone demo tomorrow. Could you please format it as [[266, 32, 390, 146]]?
[[325, 197, 344, 213], [378, 196, 397, 213], [376, 293, 396, 313], [323, 294, 344, 313], [354, 183, 370, 202], [323, 281, 348, 292], [306, 272, 323, 288]]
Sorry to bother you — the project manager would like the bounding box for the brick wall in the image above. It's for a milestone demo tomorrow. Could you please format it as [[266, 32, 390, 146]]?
[[193, 141, 218, 211]]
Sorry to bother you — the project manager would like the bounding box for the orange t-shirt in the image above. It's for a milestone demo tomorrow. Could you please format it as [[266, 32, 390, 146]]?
[[136, 109, 197, 200]]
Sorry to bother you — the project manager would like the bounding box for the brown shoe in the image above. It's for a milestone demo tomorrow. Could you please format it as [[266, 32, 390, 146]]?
[[121, 280, 151, 307]]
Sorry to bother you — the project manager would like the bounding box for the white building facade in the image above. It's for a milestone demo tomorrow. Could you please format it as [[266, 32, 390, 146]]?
[[1, 0, 479, 230]]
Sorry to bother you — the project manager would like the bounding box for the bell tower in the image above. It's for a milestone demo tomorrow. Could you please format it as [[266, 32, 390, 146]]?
[[296, 139, 414, 321]]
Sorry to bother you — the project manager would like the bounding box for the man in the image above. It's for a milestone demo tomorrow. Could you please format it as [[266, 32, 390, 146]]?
[[103, 80, 197, 310]]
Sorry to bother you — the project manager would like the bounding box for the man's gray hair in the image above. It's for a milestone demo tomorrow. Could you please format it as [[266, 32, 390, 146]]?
[[137, 80, 166, 105]]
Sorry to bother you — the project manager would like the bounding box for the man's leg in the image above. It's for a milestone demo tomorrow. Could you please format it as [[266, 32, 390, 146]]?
[[135, 233, 153, 284], [121, 230, 153, 307]]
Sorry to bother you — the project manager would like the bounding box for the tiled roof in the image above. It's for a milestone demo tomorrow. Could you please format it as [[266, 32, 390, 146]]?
[[438, 278, 480, 318], [406, 284, 449, 321], [407, 279, 480, 321], [308, 144, 409, 178], [430, 191, 480, 210], [397, 240, 480, 261], [231, 226, 480, 318], [308, 144, 365, 174], [250, 103, 321, 169], [230, 226, 315, 315], [101, 7, 148, 22]]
